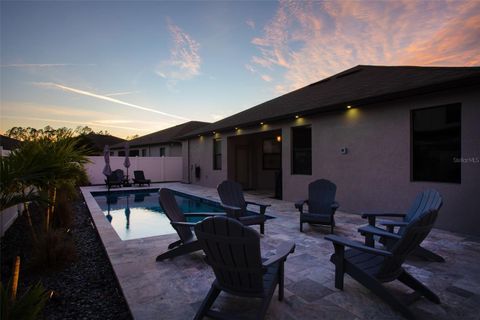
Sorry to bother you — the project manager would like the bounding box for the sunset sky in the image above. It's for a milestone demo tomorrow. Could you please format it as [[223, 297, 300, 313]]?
[[1, 1, 479, 138]]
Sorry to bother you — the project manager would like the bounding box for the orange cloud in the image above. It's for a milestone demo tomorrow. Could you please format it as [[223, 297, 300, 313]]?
[[250, 0, 480, 93]]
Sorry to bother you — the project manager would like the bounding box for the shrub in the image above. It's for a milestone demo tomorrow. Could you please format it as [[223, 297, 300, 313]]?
[[30, 229, 77, 272], [1, 257, 50, 320]]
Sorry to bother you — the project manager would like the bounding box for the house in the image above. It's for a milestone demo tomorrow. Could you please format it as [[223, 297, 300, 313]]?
[[111, 121, 209, 157], [79, 133, 126, 155], [180, 65, 480, 236], [0, 134, 22, 156]]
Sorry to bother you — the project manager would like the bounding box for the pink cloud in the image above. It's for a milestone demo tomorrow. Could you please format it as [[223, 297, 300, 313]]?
[[156, 19, 201, 83], [250, 0, 480, 93]]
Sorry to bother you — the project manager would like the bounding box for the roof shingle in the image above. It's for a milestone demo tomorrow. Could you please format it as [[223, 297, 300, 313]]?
[[182, 65, 480, 138]]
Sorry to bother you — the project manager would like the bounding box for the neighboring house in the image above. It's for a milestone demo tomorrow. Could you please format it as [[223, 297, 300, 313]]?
[[180, 65, 480, 236], [0, 134, 22, 156], [111, 121, 209, 157], [79, 133, 126, 155]]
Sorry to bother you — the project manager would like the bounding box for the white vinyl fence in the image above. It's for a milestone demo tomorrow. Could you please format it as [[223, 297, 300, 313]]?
[[85, 156, 183, 185]]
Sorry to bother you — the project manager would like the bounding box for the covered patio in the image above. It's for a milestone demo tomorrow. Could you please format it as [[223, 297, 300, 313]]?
[[81, 183, 480, 320]]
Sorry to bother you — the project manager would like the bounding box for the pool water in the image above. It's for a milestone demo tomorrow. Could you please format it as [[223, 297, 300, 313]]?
[[92, 189, 224, 240]]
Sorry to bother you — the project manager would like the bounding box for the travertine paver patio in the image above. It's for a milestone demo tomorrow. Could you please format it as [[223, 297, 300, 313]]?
[[81, 183, 480, 320]]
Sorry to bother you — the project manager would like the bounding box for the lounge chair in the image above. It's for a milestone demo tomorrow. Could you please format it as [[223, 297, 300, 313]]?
[[295, 179, 339, 233], [217, 180, 269, 234], [156, 188, 222, 261], [358, 189, 444, 262], [194, 216, 295, 320], [105, 169, 125, 188], [325, 208, 440, 319], [133, 170, 151, 186]]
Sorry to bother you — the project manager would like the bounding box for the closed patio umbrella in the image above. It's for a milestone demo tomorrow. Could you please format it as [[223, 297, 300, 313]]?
[[102, 145, 112, 177], [123, 142, 131, 185]]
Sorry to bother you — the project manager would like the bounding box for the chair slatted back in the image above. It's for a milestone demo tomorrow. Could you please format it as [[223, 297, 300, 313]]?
[[195, 216, 264, 294], [379, 209, 439, 279], [400, 189, 442, 235], [217, 181, 247, 218], [134, 170, 146, 181], [308, 179, 337, 214], [114, 169, 125, 182], [159, 188, 194, 243]]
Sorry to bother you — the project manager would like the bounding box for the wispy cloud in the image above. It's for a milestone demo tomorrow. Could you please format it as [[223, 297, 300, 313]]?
[[249, 0, 480, 93], [32, 82, 190, 121], [261, 75, 273, 82], [155, 19, 201, 84], [246, 19, 256, 29]]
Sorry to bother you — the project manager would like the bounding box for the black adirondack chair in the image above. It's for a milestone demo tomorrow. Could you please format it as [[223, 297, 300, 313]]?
[[156, 188, 222, 261], [358, 189, 444, 262], [217, 180, 269, 234], [326, 208, 440, 320], [105, 169, 125, 188], [133, 170, 151, 186], [295, 179, 339, 233], [194, 216, 295, 320]]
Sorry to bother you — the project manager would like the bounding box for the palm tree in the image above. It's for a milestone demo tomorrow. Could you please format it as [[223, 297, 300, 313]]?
[[1, 135, 90, 234]]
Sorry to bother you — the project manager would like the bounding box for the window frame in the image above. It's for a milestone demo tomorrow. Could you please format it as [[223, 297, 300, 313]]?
[[410, 103, 461, 184], [291, 125, 312, 175], [213, 138, 222, 170]]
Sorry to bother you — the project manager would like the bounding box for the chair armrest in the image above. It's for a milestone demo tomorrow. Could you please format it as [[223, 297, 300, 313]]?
[[171, 221, 197, 227], [361, 212, 406, 219], [380, 221, 409, 228], [262, 242, 296, 267], [361, 212, 406, 226], [325, 235, 392, 257], [220, 203, 242, 212], [331, 201, 339, 211], [245, 201, 270, 214], [294, 200, 308, 213], [184, 212, 226, 217], [220, 203, 243, 218], [357, 226, 402, 240]]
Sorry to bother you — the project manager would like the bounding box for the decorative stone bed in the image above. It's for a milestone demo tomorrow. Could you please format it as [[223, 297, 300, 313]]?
[[0, 197, 132, 320]]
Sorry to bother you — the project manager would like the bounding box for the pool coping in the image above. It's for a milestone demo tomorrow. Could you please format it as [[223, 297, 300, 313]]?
[[81, 183, 251, 318]]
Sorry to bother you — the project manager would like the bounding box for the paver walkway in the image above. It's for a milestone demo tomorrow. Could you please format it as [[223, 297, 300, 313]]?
[[81, 183, 480, 320]]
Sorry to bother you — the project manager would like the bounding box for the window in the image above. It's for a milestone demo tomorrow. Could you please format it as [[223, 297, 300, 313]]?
[[129, 150, 139, 157], [411, 103, 461, 183], [213, 139, 222, 170], [141, 149, 147, 157], [159, 147, 165, 157], [118, 151, 125, 156], [292, 126, 312, 175], [263, 139, 281, 170]]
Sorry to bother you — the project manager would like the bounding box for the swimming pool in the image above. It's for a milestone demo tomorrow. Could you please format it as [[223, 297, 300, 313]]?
[[91, 189, 268, 240]]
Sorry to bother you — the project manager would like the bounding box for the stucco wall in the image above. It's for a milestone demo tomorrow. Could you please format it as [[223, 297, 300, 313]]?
[[184, 85, 480, 235], [85, 156, 183, 184]]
